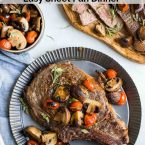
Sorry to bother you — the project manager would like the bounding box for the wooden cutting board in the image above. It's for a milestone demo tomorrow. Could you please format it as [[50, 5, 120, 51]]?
[[62, 4, 145, 64]]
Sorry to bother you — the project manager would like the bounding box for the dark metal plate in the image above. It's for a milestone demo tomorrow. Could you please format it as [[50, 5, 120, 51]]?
[[9, 47, 141, 145]]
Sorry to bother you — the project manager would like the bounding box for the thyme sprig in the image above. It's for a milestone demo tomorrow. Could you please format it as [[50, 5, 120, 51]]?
[[51, 67, 63, 84], [19, 97, 29, 114]]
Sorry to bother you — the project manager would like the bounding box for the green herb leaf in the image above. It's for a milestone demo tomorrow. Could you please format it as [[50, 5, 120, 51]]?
[[106, 24, 121, 37], [41, 113, 50, 123], [81, 129, 89, 134], [51, 67, 63, 84], [19, 97, 29, 114], [110, 8, 116, 20]]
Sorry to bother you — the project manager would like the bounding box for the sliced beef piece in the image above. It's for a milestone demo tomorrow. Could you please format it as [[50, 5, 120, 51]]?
[[72, 4, 88, 14], [72, 4, 97, 26], [89, 4, 124, 29], [25, 62, 129, 145]]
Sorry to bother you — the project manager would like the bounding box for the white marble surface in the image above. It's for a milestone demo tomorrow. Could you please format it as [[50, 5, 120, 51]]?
[[29, 4, 145, 144]]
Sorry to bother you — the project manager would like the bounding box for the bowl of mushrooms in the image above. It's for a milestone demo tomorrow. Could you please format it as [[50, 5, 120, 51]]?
[[0, 4, 44, 53]]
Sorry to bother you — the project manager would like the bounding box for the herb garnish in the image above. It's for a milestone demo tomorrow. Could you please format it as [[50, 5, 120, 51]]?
[[19, 97, 29, 114], [51, 67, 63, 84], [132, 13, 145, 26], [81, 129, 89, 134], [110, 7, 117, 20], [106, 24, 121, 37], [41, 113, 50, 123]]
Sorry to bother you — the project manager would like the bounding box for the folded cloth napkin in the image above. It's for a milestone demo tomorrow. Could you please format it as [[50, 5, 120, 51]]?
[[0, 50, 34, 145]]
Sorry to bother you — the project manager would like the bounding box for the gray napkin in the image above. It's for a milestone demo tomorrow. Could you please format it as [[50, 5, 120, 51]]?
[[0, 50, 34, 145]]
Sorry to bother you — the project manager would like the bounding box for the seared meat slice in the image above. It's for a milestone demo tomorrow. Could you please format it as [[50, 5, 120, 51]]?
[[89, 4, 123, 29], [25, 62, 129, 145], [72, 4, 97, 25]]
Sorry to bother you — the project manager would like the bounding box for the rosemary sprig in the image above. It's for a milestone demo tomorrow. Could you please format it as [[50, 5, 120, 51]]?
[[41, 113, 50, 123], [110, 7, 117, 20], [19, 97, 29, 114], [132, 13, 145, 26], [51, 67, 63, 84], [106, 24, 121, 37]]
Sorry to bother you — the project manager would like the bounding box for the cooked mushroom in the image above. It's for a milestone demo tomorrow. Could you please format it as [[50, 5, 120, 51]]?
[[41, 132, 57, 145], [95, 22, 106, 37], [25, 126, 42, 142], [1, 26, 13, 38], [54, 86, 70, 102], [137, 26, 145, 41], [105, 77, 123, 92], [22, 5, 30, 14], [30, 9, 39, 18], [106, 91, 121, 104], [134, 39, 145, 52], [71, 111, 84, 127], [119, 36, 133, 47], [34, 17, 41, 32], [54, 107, 71, 125], [18, 17, 29, 32], [7, 29, 27, 50], [0, 4, 10, 13], [83, 99, 101, 113], [71, 85, 89, 102]]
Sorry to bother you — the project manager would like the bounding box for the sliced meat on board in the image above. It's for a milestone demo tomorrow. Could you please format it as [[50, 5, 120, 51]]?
[[89, 4, 124, 29], [72, 4, 97, 26]]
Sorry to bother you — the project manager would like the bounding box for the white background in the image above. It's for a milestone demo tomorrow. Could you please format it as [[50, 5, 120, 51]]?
[[29, 4, 145, 144]]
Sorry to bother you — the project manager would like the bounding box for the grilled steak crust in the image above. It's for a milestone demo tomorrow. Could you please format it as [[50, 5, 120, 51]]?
[[25, 61, 129, 145]]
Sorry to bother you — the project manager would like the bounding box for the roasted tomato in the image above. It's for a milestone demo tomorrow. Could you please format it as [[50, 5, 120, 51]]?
[[0, 39, 12, 50], [26, 140, 38, 145], [118, 4, 129, 13], [0, 15, 9, 23], [83, 79, 95, 92], [54, 86, 69, 102], [70, 101, 83, 112], [106, 69, 117, 79], [26, 31, 38, 44], [118, 91, 127, 105], [43, 99, 60, 110], [84, 113, 97, 127]]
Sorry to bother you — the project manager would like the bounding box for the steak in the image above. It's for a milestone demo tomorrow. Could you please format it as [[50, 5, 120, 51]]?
[[25, 62, 129, 145]]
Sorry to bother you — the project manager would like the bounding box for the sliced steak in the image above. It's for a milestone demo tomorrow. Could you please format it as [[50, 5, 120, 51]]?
[[72, 4, 97, 26], [89, 4, 124, 29], [25, 62, 129, 145]]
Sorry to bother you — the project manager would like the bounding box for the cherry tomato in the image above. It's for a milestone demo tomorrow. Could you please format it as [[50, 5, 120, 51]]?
[[0, 39, 12, 50], [70, 101, 83, 112], [118, 4, 129, 13], [55, 142, 65, 145], [26, 31, 38, 44], [84, 113, 97, 127], [83, 79, 94, 91], [26, 140, 38, 145], [106, 69, 117, 79], [118, 91, 127, 105], [43, 99, 60, 110], [0, 15, 9, 23]]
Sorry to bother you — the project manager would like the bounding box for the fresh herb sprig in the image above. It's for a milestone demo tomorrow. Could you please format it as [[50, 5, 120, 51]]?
[[51, 67, 63, 84], [132, 13, 145, 26], [110, 7, 117, 20], [19, 97, 29, 114], [106, 24, 121, 37], [41, 113, 50, 123]]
